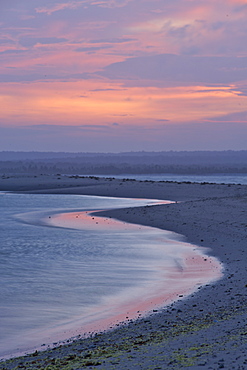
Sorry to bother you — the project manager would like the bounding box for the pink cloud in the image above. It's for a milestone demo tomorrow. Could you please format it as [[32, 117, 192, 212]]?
[[35, 0, 131, 15], [1, 0, 247, 151]]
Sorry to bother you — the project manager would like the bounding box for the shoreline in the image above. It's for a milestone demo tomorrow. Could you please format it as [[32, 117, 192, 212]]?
[[43, 208, 223, 341], [0, 175, 247, 369]]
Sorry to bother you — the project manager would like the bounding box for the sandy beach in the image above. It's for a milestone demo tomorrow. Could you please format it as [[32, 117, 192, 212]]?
[[0, 174, 247, 369]]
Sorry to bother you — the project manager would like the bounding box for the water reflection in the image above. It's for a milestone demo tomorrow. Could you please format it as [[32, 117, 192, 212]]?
[[0, 194, 222, 359]]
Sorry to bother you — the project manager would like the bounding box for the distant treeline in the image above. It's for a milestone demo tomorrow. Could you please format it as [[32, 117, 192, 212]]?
[[0, 150, 247, 175]]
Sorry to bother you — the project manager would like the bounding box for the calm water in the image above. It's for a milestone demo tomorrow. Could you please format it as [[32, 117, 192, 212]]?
[[0, 193, 222, 359]]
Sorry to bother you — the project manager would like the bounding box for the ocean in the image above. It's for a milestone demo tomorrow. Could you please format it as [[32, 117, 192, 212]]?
[[0, 193, 222, 359]]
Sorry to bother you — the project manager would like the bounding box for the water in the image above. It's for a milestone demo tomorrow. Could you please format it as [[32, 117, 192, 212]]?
[[86, 173, 247, 185], [0, 193, 222, 359]]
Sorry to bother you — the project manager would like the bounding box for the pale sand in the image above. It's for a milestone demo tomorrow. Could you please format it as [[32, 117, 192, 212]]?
[[0, 174, 247, 369]]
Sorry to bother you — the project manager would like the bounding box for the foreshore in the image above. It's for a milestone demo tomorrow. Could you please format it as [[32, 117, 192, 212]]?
[[0, 174, 247, 369]]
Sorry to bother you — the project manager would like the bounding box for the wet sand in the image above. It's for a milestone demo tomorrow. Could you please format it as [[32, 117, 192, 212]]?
[[0, 174, 247, 369]]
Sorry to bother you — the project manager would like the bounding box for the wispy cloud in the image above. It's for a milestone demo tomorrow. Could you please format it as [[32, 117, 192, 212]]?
[[18, 123, 116, 137], [35, 1, 86, 15], [0, 49, 28, 55], [88, 0, 132, 9], [0, 72, 94, 83], [19, 37, 68, 47], [90, 37, 136, 44], [35, 0, 131, 15], [206, 111, 247, 123], [100, 54, 247, 87], [75, 45, 112, 52], [0, 38, 15, 45]]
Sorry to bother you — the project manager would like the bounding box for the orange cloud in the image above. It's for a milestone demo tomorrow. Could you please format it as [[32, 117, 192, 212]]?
[[0, 79, 245, 129], [1, 0, 247, 152]]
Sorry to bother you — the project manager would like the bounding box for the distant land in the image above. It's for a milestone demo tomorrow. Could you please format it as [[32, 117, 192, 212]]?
[[0, 150, 247, 175]]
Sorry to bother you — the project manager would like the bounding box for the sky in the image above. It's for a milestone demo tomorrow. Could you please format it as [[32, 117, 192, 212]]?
[[1, 0, 247, 152]]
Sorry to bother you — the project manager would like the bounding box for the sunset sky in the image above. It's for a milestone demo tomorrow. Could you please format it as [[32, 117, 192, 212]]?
[[1, 0, 247, 152]]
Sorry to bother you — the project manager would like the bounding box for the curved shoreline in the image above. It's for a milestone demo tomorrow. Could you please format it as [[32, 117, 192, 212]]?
[[45, 208, 223, 330], [0, 175, 247, 369], [1, 203, 222, 360]]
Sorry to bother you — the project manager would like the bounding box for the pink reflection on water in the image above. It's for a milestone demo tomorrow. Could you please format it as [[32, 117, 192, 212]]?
[[4, 242, 222, 360], [41, 209, 222, 340], [72, 250, 222, 335], [20, 245, 221, 359], [47, 209, 144, 232], [2, 200, 223, 360]]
